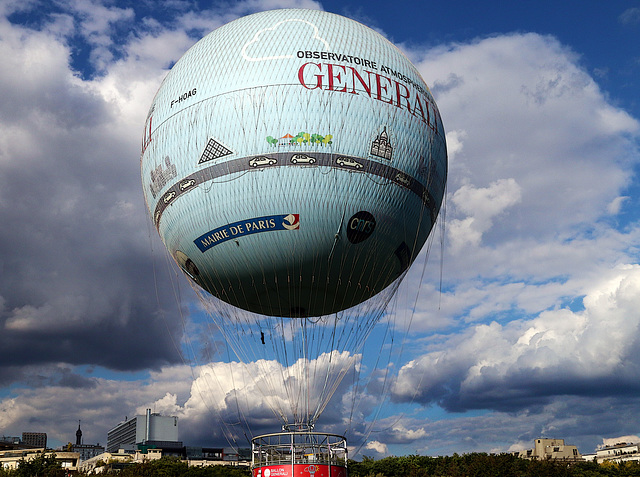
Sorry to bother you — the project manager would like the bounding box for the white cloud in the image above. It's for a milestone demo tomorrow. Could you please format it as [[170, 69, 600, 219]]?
[[619, 8, 640, 25], [64, 0, 135, 72], [444, 129, 465, 163], [418, 33, 639, 243], [607, 196, 630, 214], [600, 435, 640, 448], [392, 32, 640, 344], [365, 440, 388, 455], [91, 350, 361, 443], [448, 178, 522, 251], [393, 264, 640, 411], [390, 423, 427, 442]]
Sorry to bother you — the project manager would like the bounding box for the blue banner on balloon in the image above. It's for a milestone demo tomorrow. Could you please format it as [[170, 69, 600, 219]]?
[[195, 214, 300, 252]]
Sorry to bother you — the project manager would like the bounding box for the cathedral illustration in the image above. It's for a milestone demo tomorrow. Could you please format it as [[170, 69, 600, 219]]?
[[370, 127, 393, 160]]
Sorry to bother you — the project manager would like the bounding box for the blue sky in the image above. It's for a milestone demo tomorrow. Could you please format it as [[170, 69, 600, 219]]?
[[1, 0, 640, 459]]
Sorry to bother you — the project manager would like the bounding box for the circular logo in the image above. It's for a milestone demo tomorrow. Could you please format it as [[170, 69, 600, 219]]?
[[264, 469, 270, 477], [175, 250, 200, 278], [282, 213, 300, 230], [346, 211, 376, 244]]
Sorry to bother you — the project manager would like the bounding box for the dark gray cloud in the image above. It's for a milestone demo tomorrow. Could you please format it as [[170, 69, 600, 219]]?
[[0, 8, 186, 386]]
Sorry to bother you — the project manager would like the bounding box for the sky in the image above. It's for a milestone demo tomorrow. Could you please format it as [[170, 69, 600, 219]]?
[[1, 0, 640, 459]]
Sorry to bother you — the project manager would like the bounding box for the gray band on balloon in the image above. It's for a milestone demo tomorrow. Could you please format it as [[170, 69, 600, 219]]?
[[153, 152, 439, 229]]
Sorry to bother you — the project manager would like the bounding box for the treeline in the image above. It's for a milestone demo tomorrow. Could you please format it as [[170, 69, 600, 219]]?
[[5, 453, 640, 477], [0, 454, 252, 477], [108, 458, 252, 477], [348, 454, 640, 477]]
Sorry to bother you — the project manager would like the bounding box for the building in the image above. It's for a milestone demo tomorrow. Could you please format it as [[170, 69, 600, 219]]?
[[174, 447, 251, 468], [107, 417, 136, 452], [0, 437, 21, 448], [106, 410, 180, 453], [585, 442, 640, 464], [76, 421, 82, 445], [79, 448, 162, 474], [21, 432, 47, 448], [71, 421, 105, 462], [517, 438, 582, 461], [80, 446, 251, 473], [74, 444, 106, 463], [222, 447, 251, 462], [0, 448, 78, 471]]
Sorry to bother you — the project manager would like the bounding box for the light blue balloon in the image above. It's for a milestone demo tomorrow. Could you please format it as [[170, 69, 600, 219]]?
[[141, 9, 447, 317]]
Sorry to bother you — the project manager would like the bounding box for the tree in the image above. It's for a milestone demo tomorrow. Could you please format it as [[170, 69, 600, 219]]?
[[14, 451, 64, 477]]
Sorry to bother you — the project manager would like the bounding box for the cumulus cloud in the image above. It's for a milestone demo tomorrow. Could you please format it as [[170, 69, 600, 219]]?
[[600, 435, 640, 448], [64, 0, 135, 73], [420, 34, 638, 244], [0, 7, 188, 377], [398, 32, 640, 323], [175, 351, 363, 437], [357, 31, 640, 453], [448, 178, 522, 251], [444, 129, 465, 163], [365, 440, 388, 455], [393, 265, 640, 412], [0, 353, 363, 448]]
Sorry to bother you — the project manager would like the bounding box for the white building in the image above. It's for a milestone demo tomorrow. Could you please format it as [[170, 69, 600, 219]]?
[[590, 442, 640, 464], [74, 444, 106, 462], [0, 448, 79, 471], [79, 448, 162, 474], [106, 409, 180, 453]]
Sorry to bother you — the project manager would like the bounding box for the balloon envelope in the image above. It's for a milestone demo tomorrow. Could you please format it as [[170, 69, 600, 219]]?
[[141, 9, 447, 318]]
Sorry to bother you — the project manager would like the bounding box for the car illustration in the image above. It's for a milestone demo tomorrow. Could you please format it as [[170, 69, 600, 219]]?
[[395, 173, 411, 187], [291, 154, 316, 164], [162, 191, 176, 203], [249, 156, 277, 167], [422, 189, 433, 206], [336, 156, 363, 169], [179, 178, 196, 191]]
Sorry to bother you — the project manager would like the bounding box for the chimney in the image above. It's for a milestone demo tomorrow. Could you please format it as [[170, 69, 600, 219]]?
[[145, 409, 151, 444]]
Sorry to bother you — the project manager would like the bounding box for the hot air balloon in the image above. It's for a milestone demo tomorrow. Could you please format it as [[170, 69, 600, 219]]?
[[141, 8, 446, 475]]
